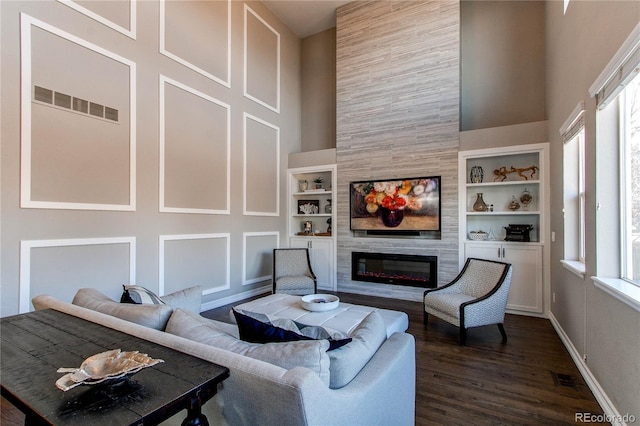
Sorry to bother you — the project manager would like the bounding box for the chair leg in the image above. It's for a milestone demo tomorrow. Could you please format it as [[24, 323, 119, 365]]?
[[423, 311, 429, 324], [497, 323, 507, 343], [459, 327, 467, 346]]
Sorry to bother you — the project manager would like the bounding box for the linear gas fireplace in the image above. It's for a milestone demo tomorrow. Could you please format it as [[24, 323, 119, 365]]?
[[351, 252, 437, 288]]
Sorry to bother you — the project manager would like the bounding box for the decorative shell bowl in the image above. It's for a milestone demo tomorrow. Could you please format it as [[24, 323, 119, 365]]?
[[301, 294, 340, 312], [56, 349, 163, 391], [469, 231, 489, 241]]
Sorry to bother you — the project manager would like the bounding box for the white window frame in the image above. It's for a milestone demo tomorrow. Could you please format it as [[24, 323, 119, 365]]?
[[590, 22, 640, 311], [619, 76, 639, 285], [560, 102, 586, 277], [578, 130, 586, 263]]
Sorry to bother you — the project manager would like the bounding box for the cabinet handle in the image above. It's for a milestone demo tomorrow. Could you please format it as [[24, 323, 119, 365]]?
[[498, 248, 501, 258], [308, 241, 312, 249], [502, 248, 506, 258]]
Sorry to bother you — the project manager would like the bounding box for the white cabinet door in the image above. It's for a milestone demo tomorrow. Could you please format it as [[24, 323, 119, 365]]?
[[502, 244, 543, 313], [465, 242, 501, 262], [465, 243, 543, 314], [290, 237, 333, 290]]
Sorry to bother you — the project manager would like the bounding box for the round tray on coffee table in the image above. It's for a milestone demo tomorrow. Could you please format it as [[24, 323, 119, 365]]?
[[301, 294, 340, 312]]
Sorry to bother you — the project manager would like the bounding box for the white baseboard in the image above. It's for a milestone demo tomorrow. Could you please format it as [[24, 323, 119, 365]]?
[[548, 312, 627, 426], [201, 285, 270, 312]]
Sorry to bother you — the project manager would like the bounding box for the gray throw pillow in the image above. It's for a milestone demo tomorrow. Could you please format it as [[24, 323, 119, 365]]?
[[327, 310, 387, 389], [166, 309, 331, 386], [72, 288, 173, 330], [160, 285, 202, 313]]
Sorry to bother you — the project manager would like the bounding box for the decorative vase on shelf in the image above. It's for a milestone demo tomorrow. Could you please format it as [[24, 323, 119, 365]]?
[[472, 193, 488, 212], [520, 188, 533, 210], [508, 195, 521, 211], [488, 227, 498, 240], [325, 199, 332, 214], [470, 166, 484, 183], [298, 180, 308, 192]]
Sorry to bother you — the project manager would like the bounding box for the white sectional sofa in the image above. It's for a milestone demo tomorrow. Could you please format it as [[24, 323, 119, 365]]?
[[31, 290, 416, 426]]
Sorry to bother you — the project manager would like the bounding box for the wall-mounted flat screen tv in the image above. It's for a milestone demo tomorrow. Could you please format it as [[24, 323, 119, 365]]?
[[350, 176, 441, 235]]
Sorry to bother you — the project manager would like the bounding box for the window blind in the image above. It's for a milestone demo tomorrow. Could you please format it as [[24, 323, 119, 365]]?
[[589, 22, 640, 109], [560, 101, 585, 143]]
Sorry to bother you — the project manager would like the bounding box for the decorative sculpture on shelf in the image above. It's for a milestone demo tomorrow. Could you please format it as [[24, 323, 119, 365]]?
[[493, 165, 539, 182]]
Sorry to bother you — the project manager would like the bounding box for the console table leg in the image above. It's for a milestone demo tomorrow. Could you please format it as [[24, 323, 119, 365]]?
[[182, 393, 209, 426], [182, 405, 208, 426]]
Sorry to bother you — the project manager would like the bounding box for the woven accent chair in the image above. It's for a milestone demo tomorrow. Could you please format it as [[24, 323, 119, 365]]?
[[272, 248, 317, 296], [423, 258, 512, 345]]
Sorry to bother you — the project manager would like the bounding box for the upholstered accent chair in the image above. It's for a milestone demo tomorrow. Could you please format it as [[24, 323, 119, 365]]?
[[423, 258, 513, 345], [272, 248, 317, 295]]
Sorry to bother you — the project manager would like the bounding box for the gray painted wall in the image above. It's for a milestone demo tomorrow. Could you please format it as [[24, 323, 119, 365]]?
[[335, 0, 460, 301], [460, 0, 546, 131], [0, 0, 302, 315], [546, 0, 640, 418], [301, 28, 336, 152]]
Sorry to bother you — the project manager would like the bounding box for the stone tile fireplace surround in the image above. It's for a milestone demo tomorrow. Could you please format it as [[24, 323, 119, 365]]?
[[335, 1, 460, 301]]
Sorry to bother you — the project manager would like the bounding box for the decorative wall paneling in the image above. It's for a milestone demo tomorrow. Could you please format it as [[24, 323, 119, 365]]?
[[242, 231, 280, 286], [57, 0, 136, 39], [159, 75, 230, 214], [244, 4, 280, 113], [160, 0, 231, 87], [20, 14, 136, 211], [243, 113, 280, 216], [159, 234, 230, 296], [1, 0, 300, 316], [19, 237, 136, 313]]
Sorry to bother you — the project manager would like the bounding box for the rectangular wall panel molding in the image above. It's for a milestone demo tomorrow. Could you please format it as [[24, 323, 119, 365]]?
[[159, 234, 230, 296], [159, 75, 230, 214], [19, 237, 136, 313], [242, 231, 279, 285], [57, 0, 136, 39], [244, 4, 280, 113], [160, 0, 231, 87], [243, 113, 280, 216], [20, 13, 136, 211]]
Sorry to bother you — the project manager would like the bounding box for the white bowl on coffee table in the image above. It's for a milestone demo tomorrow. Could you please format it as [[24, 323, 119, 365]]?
[[301, 294, 340, 312]]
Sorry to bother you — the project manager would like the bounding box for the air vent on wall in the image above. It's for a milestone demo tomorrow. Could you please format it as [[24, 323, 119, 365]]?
[[33, 85, 119, 123]]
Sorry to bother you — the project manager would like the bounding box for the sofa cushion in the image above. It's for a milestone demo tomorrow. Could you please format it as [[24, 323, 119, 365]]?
[[120, 285, 166, 305], [328, 311, 387, 389], [72, 288, 173, 330], [159, 285, 202, 313], [233, 308, 351, 351], [166, 309, 331, 386]]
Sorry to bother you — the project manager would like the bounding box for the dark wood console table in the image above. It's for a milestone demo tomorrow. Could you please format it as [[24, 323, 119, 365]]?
[[1, 309, 229, 425]]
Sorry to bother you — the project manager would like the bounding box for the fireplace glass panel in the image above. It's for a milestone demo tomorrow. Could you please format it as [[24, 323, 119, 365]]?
[[351, 252, 437, 288]]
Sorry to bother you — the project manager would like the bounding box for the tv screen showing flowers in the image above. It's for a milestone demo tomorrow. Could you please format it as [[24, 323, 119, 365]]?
[[350, 176, 441, 232]]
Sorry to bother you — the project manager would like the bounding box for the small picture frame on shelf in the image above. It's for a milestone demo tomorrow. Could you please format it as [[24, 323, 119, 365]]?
[[298, 200, 319, 215]]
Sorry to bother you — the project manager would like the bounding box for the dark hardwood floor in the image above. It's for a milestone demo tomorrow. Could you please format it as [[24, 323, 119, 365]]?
[[205, 291, 606, 426], [2, 292, 606, 425]]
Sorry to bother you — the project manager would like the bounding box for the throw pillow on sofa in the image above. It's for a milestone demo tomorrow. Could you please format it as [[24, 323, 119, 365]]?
[[166, 309, 331, 386], [72, 288, 173, 330], [232, 308, 352, 351], [120, 285, 202, 313], [120, 285, 166, 305], [327, 311, 387, 389]]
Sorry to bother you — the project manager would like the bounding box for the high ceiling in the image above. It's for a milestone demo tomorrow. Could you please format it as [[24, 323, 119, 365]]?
[[262, 0, 351, 38]]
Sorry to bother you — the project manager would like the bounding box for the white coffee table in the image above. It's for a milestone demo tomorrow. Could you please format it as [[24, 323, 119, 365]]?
[[232, 293, 409, 337]]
